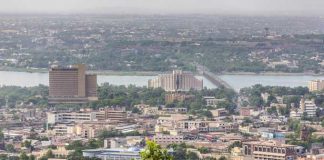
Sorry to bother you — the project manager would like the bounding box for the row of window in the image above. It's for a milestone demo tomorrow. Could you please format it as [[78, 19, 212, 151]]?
[[254, 146, 286, 154]]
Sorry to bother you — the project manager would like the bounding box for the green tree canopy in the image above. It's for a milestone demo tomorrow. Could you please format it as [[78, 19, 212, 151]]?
[[140, 140, 173, 160]]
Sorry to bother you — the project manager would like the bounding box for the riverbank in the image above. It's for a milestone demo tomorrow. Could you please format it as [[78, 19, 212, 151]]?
[[0, 67, 162, 76], [0, 70, 322, 90], [87, 70, 161, 76], [0, 66, 48, 73], [220, 71, 324, 76], [1, 67, 323, 77]]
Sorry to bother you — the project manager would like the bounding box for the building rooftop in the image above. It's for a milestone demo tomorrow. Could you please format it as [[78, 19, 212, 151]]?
[[244, 140, 296, 147]]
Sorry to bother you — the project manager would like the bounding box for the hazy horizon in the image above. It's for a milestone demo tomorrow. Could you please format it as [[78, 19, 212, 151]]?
[[0, 0, 324, 16]]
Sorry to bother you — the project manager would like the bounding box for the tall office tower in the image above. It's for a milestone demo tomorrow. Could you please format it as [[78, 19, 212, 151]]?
[[86, 74, 98, 100], [308, 79, 324, 92], [148, 70, 203, 92], [49, 64, 98, 104]]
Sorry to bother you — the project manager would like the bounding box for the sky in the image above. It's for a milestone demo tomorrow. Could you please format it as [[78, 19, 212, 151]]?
[[0, 0, 323, 16]]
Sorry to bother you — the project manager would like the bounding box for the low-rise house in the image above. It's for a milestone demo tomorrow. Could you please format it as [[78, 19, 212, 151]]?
[[160, 107, 187, 114], [32, 145, 74, 159], [210, 108, 227, 117], [203, 97, 226, 107], [157, 114, 189, 126]]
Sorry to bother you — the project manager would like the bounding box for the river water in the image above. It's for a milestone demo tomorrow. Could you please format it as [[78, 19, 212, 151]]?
[[0, 71, 323, 91]]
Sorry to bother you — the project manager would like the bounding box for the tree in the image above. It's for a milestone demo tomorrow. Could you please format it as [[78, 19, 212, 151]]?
[[168, 143, 186, 160], [140, 140, 173, 160], [228, 141, 242, 151], [19, 152, 29, 160], [186, 152, 199, 160], [39, 150, 55, 160], [0, 130, 4, 142], [28, 155, 35, 160], [219, 156, 227, 160], [131, 107, 141, 114], [198, 147, 210, 154], [5, 144, 15, 153], [22, 140, 32, 149], [203, 157, 217, 160], [267, 106, 278, 116], [0, 154, 7, 160]]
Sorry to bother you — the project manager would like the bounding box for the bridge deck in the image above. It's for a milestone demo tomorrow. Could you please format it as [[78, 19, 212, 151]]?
[[196, 64, 235, 91]]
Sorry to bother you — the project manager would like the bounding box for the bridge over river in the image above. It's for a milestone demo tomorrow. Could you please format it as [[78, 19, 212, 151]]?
[[196, 64, 235, 92]]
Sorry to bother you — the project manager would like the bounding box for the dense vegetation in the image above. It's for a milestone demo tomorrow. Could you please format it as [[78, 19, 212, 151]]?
[[240, 84, 324, 117], [0, 83, 237, 119], [90, 83, 166, 109], [1, 16, 324, 74], [65, 139, 102, 160], [0, 85, 48, 108], [240, 84, 310, 107], [91, 83, 237, 117]]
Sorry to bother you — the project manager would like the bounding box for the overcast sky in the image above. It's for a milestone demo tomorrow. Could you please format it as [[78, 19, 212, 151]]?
[[0, 0, 323, 16]]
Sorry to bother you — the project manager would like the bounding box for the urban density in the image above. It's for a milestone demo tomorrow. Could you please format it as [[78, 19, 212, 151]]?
[[0, 1, 323, 160]]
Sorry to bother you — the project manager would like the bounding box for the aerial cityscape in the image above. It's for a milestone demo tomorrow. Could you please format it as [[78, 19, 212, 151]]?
[[0, 0, 324, 160]]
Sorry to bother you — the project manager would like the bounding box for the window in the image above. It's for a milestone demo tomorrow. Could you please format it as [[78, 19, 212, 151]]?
[[282, 149, 286, 154]]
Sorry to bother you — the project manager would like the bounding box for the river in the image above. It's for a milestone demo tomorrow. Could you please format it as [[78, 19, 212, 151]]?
[[0, 71, 323, 91]]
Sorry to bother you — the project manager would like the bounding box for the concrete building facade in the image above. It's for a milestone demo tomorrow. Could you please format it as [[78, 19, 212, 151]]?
[[48, 64, 98, 104], [148, 70, 203, 92], [308, 80, 324, 92], [242, 141, 297, 160]]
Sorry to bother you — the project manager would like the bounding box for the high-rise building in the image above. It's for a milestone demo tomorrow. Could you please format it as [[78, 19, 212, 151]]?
[[148, 70, 203, 92], [308, 80, 324, 92], [49, 64, 98, 104]]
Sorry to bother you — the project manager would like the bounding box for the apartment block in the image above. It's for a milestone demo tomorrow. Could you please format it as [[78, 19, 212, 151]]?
[[308, 80, 324, 92], [290, 98, 317, 119], [153, 134, 184, 146], [47, 111, 99, 124], [148, 70, 203, 92]]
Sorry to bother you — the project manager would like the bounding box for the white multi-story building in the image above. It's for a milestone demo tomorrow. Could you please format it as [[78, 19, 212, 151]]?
[[47, 111, 99, 124], [52, 123, 76, 136], [308, 80, 324, 92], [303, 99, 317, 117], [47, 107, 127, 124], [290, 98, 317, 118], [148, 70, 203, 92], [203, 97, 226, 107]]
